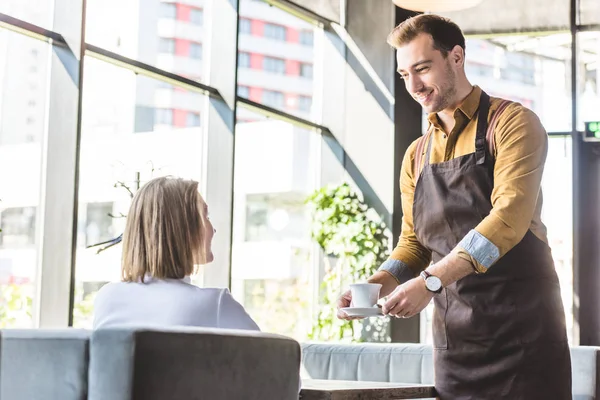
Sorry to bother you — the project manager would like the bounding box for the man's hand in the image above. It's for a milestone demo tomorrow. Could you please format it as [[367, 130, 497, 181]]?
[[336, 289, 364, 320], [382, 277, 433, 318]]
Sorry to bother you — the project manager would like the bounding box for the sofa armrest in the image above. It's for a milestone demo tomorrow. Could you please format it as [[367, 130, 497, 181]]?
[[0, 329, 91, 400]]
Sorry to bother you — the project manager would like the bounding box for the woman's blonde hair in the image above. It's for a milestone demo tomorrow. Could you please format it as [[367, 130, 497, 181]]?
[[121, 176, 207, 282]]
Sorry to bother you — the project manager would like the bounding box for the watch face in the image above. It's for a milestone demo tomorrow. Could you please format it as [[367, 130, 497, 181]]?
[[426, 276, 442, 292]]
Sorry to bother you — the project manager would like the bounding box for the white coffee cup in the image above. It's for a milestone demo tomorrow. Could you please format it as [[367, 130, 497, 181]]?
[[350, 283, 382, 308]]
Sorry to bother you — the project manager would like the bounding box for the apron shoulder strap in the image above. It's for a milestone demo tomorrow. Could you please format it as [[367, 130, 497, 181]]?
[[413, 124, 434, 181], [486, 99, 512, 160]]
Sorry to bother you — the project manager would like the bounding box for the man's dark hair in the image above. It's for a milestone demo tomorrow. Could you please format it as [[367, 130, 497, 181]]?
[[387, 14, 466, 57]]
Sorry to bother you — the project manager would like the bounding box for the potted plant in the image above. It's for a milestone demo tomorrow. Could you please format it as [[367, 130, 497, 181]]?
[[306, 183, 390, 342]]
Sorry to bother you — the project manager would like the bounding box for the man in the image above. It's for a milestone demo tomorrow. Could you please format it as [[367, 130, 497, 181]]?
[[337, 14, 572, 399]]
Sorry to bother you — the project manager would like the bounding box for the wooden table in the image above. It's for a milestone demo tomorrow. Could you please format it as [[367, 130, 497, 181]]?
[[300, 379, 436, 400]]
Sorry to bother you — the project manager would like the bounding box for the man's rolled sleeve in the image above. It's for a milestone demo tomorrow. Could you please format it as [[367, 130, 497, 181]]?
[[456, 230, 499, 272]]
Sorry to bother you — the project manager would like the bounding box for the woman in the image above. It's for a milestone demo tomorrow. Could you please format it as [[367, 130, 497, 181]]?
[[93, 176, 259, 331]]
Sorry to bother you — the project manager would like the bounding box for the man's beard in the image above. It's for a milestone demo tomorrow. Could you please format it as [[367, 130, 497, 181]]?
[[429, 63, 457, 113]]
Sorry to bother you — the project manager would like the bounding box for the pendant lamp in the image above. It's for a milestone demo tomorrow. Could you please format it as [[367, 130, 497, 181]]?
[[392, 0, 484, 12]]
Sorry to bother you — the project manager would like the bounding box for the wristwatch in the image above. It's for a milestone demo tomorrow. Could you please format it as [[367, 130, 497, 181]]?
[[420, 270, 443, 294]]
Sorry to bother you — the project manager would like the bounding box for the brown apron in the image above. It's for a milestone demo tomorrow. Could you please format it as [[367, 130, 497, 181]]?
[[413, 91, 572, 399]]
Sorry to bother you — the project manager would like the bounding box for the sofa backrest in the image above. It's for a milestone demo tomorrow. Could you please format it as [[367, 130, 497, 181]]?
[[0, 329, 91, 400], [301, 342, 433, 384], [89, 326, 301, 400], [301, 342, 600, 399]]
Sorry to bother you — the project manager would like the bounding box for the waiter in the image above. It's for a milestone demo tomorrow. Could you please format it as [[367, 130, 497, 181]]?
[[337, 14, 572, 399]]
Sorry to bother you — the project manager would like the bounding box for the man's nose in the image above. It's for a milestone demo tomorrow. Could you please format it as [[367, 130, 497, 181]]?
[[407, 75, 424, 95]]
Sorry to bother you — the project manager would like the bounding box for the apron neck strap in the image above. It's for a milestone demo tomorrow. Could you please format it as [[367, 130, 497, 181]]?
[[475, 91, 491, 165]]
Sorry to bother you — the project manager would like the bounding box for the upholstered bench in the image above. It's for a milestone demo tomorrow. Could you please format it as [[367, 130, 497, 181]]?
[[301, 342, 600, 400]]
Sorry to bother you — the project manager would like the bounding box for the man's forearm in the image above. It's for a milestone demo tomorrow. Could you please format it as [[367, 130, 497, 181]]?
[[426, 252, 476, 287], [368, 270, 401, 298]]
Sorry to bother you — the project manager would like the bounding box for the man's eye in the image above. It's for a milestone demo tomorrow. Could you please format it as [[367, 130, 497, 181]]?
[[416, 67, 429, 73], [399, 74, 408, 80]]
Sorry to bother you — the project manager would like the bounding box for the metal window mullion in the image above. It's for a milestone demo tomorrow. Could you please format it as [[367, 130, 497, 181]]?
[[35, 0, 86, 328], [199, 0, 239, 289]]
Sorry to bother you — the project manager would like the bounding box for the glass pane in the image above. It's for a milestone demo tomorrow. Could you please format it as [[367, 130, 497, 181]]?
[[231, 107, 320, 340], [542, 136, 573, 343], [85, 0, 209, 84], [1, 0, 54, 30], [578, 31, 600, 131], [580, 0, 600, 26], [237, 0, 320, 121], [0, 30, 49, 328], [72, 57, 206, 328], [466, 34, 572, 132]]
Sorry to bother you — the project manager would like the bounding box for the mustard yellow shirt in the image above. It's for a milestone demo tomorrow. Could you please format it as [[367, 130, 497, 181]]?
[[381, 86, 549, 280]]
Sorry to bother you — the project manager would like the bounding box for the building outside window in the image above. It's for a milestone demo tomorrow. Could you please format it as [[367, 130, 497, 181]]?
[[237, 85, 250, 98], [238, 52, 251, 68], [262, 90, 285, 108], [263, 56, 285, 74], [159, 38, 175, 54], [239, 18, 252, 34], [300, 63, 313, 79], [299, 30, 313, 46], [298, 96, 312, 112], [155, 108, 173, 125], [190, 8, 203, 25], [264, 23, 286, 41], [159, 2, 177, 19], [186, 112, 201, 127], [190, 43, 202, 59]]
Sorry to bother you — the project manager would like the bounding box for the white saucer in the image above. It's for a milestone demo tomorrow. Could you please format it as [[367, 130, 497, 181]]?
[[341, 307, 383, 317]]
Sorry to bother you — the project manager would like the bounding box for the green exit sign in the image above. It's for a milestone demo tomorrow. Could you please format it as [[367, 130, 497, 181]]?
[[584, 121, 600, 142]]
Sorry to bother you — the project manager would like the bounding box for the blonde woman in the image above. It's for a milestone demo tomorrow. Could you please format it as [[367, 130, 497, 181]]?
[[93, 176, 259, 331]]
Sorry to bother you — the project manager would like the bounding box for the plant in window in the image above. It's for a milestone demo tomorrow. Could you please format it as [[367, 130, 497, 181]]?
[[306, 182, 390, 342], [0, 283, 33, 328]]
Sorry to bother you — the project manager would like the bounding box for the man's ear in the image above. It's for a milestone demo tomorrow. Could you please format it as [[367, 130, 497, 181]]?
[[450, 45, 465, 67]]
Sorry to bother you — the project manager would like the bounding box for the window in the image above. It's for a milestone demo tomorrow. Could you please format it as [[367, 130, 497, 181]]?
[[238, 52, 251, 68], [159, 38, 175, 54], [476, 35, 572, 132], [0, 30, 44, 328], [190, 43, 203, 59], [232, 110, 323, 340], [299, 63, 313, 79], [86, 0, 213, 84], [83, 203, 114, 248], [298, 96, 312, 112], [0, 207, 36, 248], [264, 23, 286, 41], [74, 58, 207, 328], [262, 90, 284, 108], [237, 85, 250, 98], [299, 31, 313, 46], [159, 3, 177, 19], [239, 18, 252, 34], [186, 112, 201, 127], [237, 0, 319, 121], [190, 8, 203, 25], [0, 38, 46, 333], [155, 108, 173, 125], [263, 56, 285, 74]]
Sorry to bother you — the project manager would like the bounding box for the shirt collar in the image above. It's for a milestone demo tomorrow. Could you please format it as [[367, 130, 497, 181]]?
[[427, 85, 481, 128]]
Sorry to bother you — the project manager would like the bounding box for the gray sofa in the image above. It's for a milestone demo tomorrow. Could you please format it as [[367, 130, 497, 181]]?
[[0, 327, 301, 400], [301, 342, 600, 400]]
